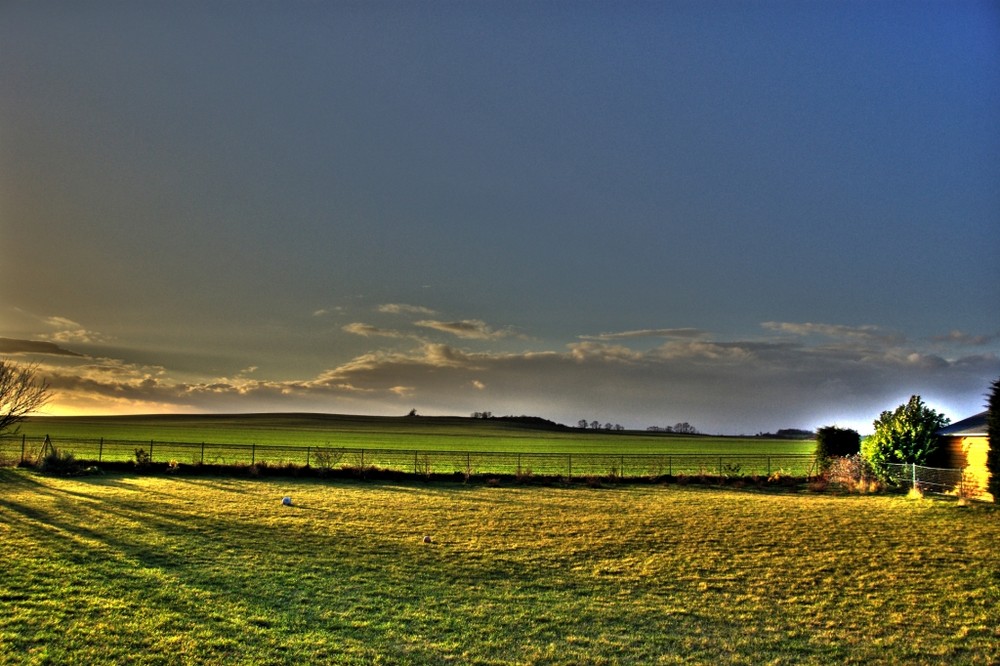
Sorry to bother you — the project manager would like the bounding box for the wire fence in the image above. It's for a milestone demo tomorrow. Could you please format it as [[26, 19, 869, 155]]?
[[1, 434, 817, 479], [883, 462, 980, 497]]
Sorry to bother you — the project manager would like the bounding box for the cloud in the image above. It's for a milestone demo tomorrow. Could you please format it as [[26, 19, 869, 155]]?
[[761, 321, 905, 345], [931, 330, 1000, 346], [32, 320, 1000, 434], [415, 319, 516, 340], [377, 303, 437, 315], [37, 315, 111, 345], [342, 322, 407, 338], [0, 337, 84, 357], [581, 328, 708, 341]]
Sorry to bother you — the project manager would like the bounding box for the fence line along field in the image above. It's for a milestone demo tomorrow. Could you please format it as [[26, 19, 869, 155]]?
[[1, 470, 997, 665]]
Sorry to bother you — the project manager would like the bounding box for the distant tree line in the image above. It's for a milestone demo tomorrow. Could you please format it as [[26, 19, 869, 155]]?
[[645, 422, 698, 434], [576, 420, 626, 431], [471, 412, 568, 429], [755, 428, 816, 440]]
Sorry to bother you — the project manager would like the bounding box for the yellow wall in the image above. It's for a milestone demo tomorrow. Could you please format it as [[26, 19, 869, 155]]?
[[948, 436, 992, 502]]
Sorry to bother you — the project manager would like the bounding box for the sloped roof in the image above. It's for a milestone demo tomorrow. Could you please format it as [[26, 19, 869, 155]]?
[[937, 411, 989, 437]]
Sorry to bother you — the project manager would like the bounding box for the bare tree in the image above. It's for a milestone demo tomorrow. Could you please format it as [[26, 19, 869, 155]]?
[[0, 359, 50, 435]]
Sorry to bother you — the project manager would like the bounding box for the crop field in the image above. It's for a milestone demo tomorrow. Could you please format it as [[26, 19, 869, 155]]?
[[18, 414, 814, 455], [1, 469, 998, 665], [7, 414, 817, 478]]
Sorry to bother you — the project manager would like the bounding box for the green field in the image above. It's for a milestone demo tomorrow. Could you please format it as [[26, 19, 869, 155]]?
[[1, 469, 997, 665], [6, 413, 817, 477], [18, 413, 814, 455]]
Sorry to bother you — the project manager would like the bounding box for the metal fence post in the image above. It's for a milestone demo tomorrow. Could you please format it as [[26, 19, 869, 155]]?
[[911, 463, 916, 489]]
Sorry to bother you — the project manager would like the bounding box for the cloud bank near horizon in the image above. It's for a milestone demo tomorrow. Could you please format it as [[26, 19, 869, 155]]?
[[10, 313, 998, 434]]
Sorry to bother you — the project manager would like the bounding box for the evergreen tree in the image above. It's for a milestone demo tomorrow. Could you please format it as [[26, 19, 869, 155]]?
[[987, 377, 1000, 501]]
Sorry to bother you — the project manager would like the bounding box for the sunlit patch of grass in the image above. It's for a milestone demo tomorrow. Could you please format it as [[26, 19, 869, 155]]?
[[1, 468, 998, 664]]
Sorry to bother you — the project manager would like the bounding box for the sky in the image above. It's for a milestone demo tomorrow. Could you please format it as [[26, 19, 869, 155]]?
[[2, 1, 998, 434]]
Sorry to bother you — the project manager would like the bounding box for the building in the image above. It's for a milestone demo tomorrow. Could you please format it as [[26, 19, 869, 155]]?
[[937, 411, 992, 501]]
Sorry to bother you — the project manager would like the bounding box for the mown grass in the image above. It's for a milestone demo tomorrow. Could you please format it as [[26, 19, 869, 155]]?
[[1, 469, 997, 665], [19, 414, 814, 455]]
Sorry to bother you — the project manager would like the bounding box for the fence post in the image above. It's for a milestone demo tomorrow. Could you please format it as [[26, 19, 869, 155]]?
[[517, 453, 521, 477], [568, 454, 572, 478], [621, 454, 625, 478], [361, 448, 365, 470], [252, 443, 256, 465], [150, 440, 154, 462], [911, 463, 916, 489], [201, 442, 205, 464], [20, 434, 25, 464], [99, 437, 103, 462]]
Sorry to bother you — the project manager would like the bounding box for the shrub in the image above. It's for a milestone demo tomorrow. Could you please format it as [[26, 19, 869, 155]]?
[[313, 447, 344, 474], [134, 448, 151, 469], [815, 426, 860, 469], [38, 447, 82, 476], [827, 455, 880, 493]]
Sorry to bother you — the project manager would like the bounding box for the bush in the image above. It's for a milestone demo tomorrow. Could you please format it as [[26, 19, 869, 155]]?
[[38, 447, 82, 476], [814, 426, 860, 469], [827, 455, 881, 493]]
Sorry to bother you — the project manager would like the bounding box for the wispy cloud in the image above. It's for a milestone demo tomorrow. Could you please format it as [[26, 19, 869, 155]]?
[[581, 328, 708, 341], [415, 319, 516, 340], [378, 303, 437, 316], [931, 329, 1000, 346], [342, 323, 407, 338], [37, 315, 111, 345], [762, 321, 905, 345]]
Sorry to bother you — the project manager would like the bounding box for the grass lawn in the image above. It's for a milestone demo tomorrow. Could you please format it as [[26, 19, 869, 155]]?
[[2, 469, 997, 665]]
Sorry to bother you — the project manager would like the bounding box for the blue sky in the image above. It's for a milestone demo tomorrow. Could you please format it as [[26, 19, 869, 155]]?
[[2, 1, 998, 433]]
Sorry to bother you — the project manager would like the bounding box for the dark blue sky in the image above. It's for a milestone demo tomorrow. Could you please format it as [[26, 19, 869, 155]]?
[[2, 1, 998, 432]]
